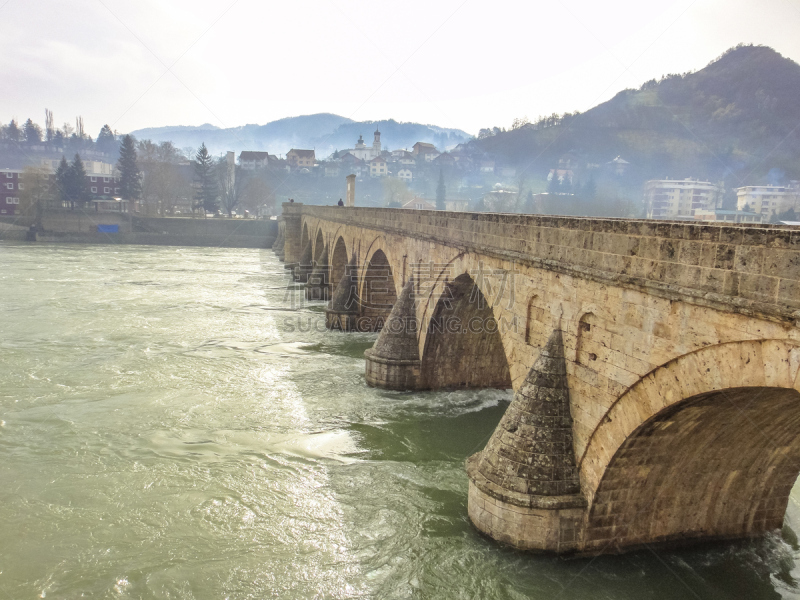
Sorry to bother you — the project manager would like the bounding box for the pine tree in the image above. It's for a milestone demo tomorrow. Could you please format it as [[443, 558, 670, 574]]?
[[436, 170, 446, 210], [194, 143, 218, 214], [117, 135, 141, 201], [23, 119, 42, 143], [69, 154, 91, 207], [55, 156, 71, 206], [6, 119, 21, 142], [97, 125, 117, 155]]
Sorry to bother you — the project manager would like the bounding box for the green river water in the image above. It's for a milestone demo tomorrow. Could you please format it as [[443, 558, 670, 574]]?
[[1, 242, 800, 599]]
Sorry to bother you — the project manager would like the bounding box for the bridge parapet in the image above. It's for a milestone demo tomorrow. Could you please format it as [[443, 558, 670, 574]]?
[[299, 206, 800, 323]]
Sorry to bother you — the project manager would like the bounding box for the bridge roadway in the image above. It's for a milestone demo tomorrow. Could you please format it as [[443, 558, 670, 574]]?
[[273, 201, 800, 555]]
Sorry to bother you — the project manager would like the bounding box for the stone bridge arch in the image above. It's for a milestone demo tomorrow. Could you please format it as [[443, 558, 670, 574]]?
[[419, 271, 512, 390], [579, 339, 800, 553], [329, 234, 350, 289], [357, 239, 401, 331], [306, 228, 330, 301]]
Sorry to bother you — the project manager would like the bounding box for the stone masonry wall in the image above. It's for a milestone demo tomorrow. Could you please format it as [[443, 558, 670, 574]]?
[[293, 206, 800, 551]]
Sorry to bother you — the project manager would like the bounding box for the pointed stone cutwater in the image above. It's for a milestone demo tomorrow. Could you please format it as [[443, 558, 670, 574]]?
[[306, 248, 329, 301], [365, 278, 421, 390], [294, 240, 313, 283], [324, 256, 359, 331], [272, 227, 284, 253], [466, 327, 587, 553]]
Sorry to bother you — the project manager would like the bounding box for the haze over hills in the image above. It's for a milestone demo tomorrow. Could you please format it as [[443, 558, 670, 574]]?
[[129, 114, 471, 158], [472, 44, 800, 187]]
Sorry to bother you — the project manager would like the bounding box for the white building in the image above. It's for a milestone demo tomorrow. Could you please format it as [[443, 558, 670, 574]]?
[[644, 178, 722, 219], [348, 129, 382, 162], [239, 151, 271, 170], [693, 209, 763, 224], [736, 184, 800, 218]]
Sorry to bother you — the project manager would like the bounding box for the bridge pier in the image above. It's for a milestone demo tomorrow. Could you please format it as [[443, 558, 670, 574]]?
[[287, 203, 800, 556], [306, 256, 329, 301], [281, 202, 302, 269], [271, 225, 284, 254], [295, 241, 313, 283], [365, 279, 421, 390], [325, 258, 359, 330], [466, 328, 587, 553]]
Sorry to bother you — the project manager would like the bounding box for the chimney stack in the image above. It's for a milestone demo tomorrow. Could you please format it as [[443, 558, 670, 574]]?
[[346, 174, 356, 207]]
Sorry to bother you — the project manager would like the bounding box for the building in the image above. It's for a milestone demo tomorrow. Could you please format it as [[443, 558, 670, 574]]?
[[1, 161, 122, 216], [433, 152, 456, 168], [369, 156, 387, 177], [644, 178, 722, 219], [402, 197, 436, 210], [348, 129, 382, 161], [0, 169, 21, 215], [412, 142, 437, 158], [396, 168, 413, 182], [239, 151, 272, 170], [607, 156, 630, 176], [736, 184, 800, 218], [286, 149, 315, 169], [692, 209, 763, 224]]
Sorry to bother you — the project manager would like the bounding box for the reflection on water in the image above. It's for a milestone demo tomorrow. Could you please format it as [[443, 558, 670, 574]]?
[[0, 243, 799, 599]]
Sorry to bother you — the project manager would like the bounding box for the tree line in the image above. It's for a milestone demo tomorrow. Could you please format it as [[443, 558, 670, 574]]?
[[0, 111, 120, 156]]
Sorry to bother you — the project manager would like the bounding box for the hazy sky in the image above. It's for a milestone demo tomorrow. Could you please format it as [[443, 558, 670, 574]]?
[[2, 0, 799, 137]]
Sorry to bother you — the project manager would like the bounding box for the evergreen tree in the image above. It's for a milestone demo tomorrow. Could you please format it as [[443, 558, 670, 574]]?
[[117, 135, 141, 201], [54, 156, 71, 206], [69, 154, 91, 207], [6, 119, 21, 142], [436, 170, 446, 210], [23, 119, 42, 143], [97, 125, 117, 155], [194, 143, 218, 213]]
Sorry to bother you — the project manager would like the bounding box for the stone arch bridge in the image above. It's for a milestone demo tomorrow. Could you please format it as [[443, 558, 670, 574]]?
[[272, 201, 800, 555]]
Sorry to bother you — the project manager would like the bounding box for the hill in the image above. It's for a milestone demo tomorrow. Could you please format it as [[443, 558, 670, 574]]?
[[129, 113, 470, 157], [473, 44, 800, 188]]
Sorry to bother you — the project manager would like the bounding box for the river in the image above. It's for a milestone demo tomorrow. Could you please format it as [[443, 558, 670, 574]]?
[[1, 242, 799, 599]]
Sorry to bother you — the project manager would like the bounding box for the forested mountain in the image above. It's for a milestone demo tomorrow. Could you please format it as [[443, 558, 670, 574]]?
[[130, 114, 470, 157], [473, 45, 800, 186]]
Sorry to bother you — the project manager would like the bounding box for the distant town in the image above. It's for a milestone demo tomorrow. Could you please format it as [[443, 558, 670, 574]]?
[[0, 108, 798, 227]]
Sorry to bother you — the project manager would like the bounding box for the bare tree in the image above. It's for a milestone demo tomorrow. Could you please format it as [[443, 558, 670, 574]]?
[[217, 157, 240, 216], [75, 116, 85, 139], [240, 176, 274, 216], [138, 140, 188, 216], [44, 109, 54, 142], [20, 166, 53, 228]]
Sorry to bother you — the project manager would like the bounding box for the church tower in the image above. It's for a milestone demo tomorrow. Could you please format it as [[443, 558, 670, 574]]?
[[372, 127, 381, 157]]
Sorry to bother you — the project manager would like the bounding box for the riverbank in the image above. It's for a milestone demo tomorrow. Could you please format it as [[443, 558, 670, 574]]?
[[0, 211, 277, 248]]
